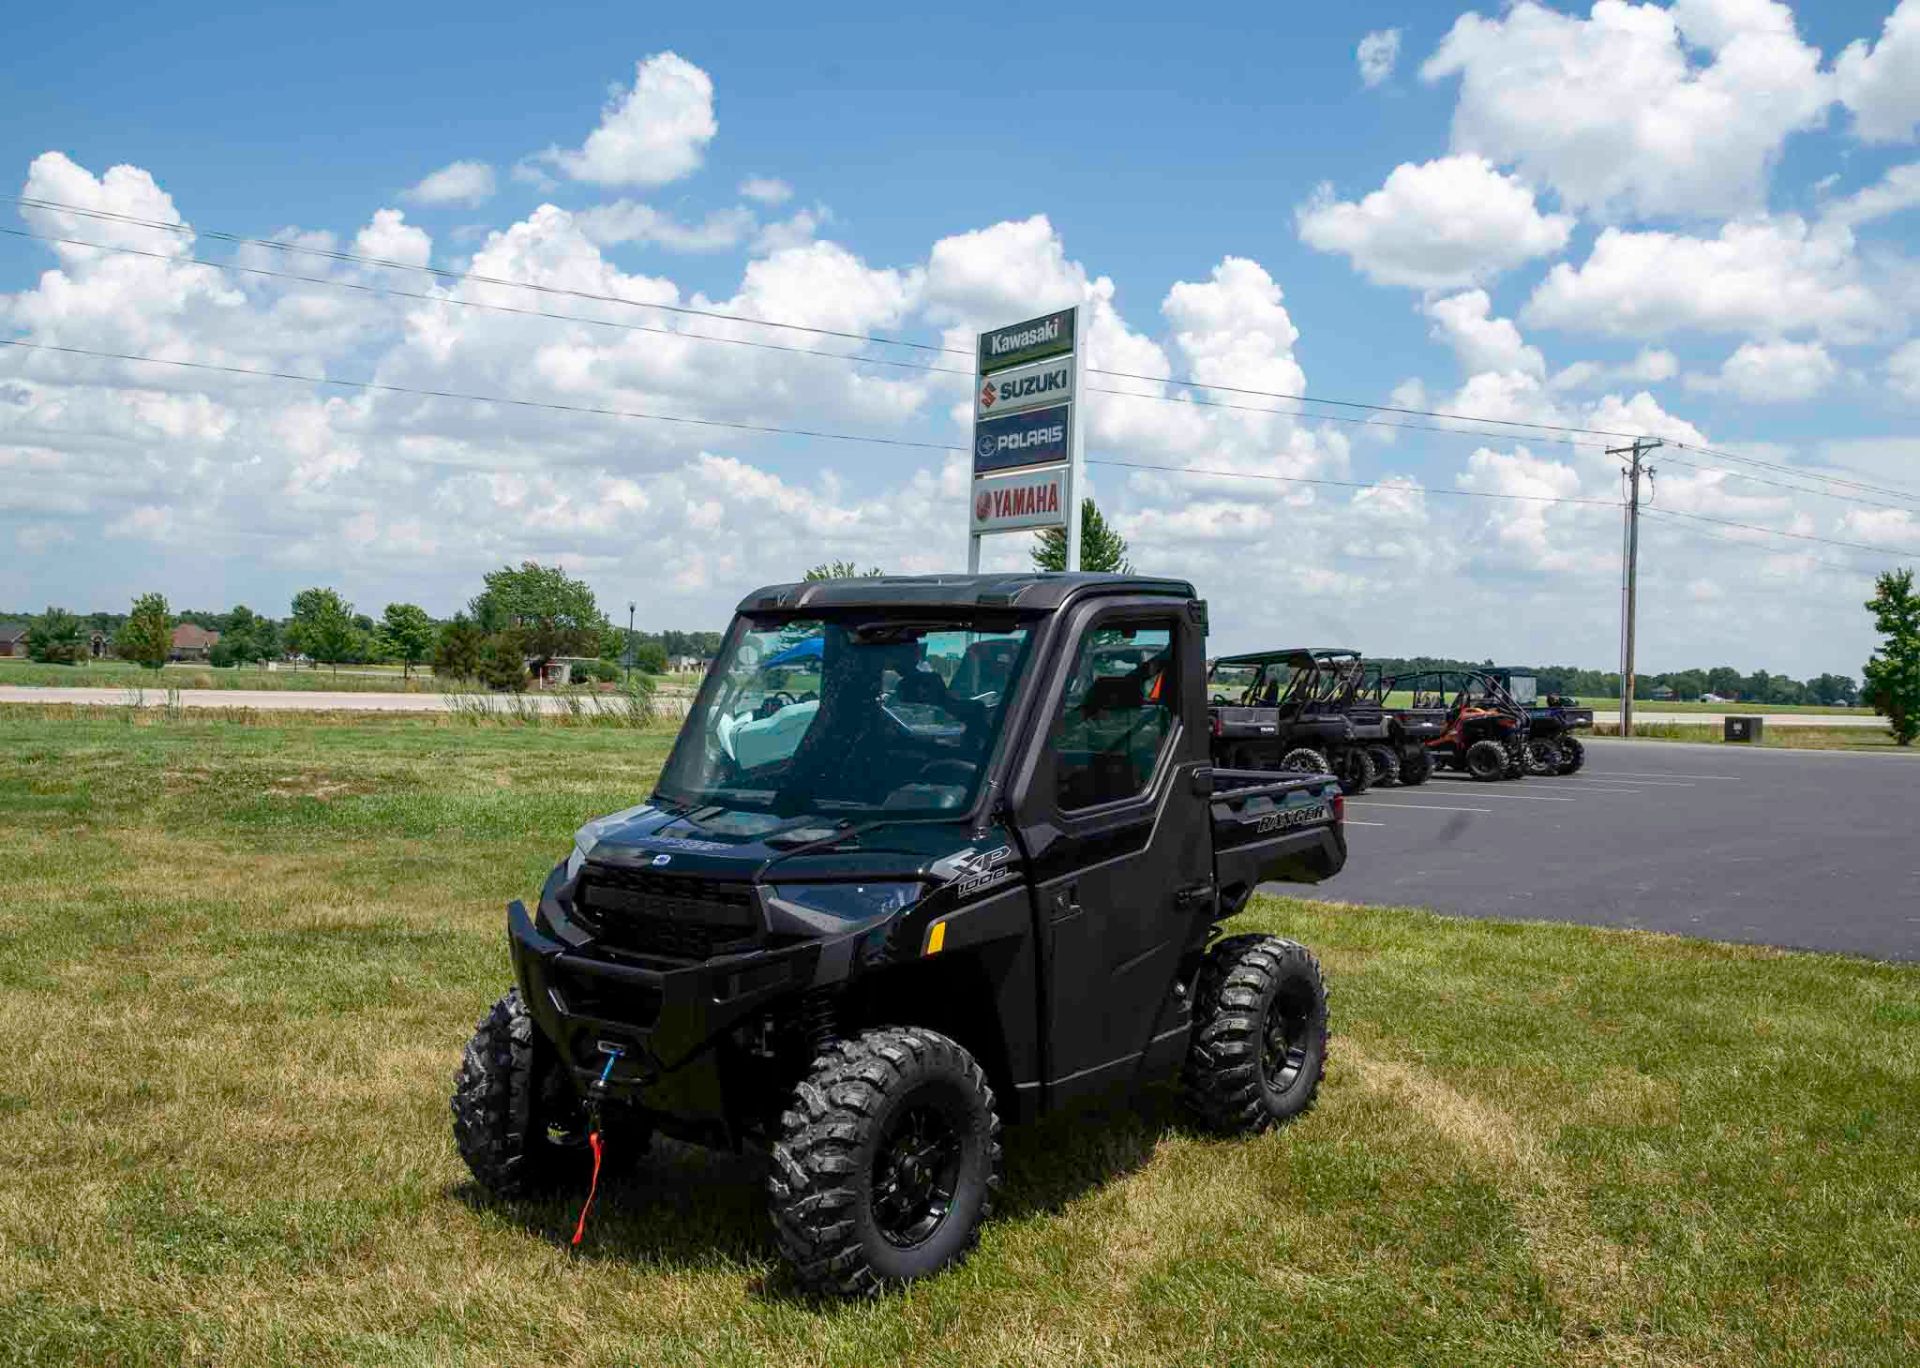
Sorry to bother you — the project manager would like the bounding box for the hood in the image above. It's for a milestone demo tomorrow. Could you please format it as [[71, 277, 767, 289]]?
[[573, 800, 981, 884]]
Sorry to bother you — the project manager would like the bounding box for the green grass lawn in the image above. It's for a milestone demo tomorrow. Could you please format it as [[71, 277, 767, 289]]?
[[1592, 722, 1914, 752], [3, 710, 1916, 1366]]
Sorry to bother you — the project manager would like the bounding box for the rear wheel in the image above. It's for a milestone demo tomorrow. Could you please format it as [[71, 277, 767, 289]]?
[[1464, 739, 1509, 782], [1337, 747, 1374, 795], [1398, 744, 1433, 786], [452, 990, 596, 1198], [1366, 744, 1401, 787], [1558, 736, 1586, 774], [1524, 737, 1563, 775], [1279, 746, 1332, 776], [769, 1027, 1002, 1298], [1183, 934, 1329, 1134]]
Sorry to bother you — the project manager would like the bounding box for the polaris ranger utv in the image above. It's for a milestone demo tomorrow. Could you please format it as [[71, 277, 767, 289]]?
[[1206, 647, 1416, 791], [1367, 669, 1532, 781], [453, 574, 1344, 1296], [1484, 667, 1591, 775]]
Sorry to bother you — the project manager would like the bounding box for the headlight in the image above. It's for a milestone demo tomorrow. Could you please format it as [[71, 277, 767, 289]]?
[[769, 882, 923, 923]]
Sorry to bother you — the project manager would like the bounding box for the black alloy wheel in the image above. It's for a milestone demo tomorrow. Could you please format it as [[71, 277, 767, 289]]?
[[871, 1102, 964, 1248]]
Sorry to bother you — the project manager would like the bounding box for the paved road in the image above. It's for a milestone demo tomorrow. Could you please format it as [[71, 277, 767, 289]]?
[[0, 687, 1884, 729], [0, 686, 693, 715], [1320, 739, 1920, 960]]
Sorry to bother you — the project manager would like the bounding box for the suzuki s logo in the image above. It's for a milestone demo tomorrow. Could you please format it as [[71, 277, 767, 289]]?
[[650, 853, 671, 866], [979, 379, 996, 409]]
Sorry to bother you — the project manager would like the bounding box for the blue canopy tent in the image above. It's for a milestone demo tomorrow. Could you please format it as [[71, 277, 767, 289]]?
[[762, 636, 824, 669]]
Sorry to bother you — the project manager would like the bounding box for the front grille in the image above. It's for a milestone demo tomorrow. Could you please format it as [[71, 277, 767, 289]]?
[[571, 864, 761, 962]]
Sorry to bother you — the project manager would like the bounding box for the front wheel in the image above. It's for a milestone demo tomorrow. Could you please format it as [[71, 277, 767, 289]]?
[[769, 1027, 1002, 1298], [1279, 746, 1332, 776], [1524, 737, 1563, 775], [1398, 744, 1434, 786], [1183, 934, 1329, 1134], [452, 989, 597, 1198], [1366, 744, 1401, 788], [1558, 736, 1586, 774], [1464, 738, 1509, 781], [1337, 747, 1375, 795]]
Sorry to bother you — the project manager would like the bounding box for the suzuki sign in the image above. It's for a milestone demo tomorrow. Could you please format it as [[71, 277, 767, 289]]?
[[974, 354, 1074, 421]]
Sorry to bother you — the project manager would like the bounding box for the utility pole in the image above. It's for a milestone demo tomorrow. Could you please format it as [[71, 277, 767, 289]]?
[[1607, 438, 1660, 738], [626, 601, 636, 683]]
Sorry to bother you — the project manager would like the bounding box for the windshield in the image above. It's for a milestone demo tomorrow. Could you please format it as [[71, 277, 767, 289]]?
[[1207, 661, 1263, 703], [1504, 674, 1539, 705], [656, 614, 1036, 817]]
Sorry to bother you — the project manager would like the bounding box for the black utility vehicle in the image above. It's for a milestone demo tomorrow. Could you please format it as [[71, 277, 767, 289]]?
[[453, 574, 1344, 1295], [1207, 647, 1417, 791], [1367, 669, 1531, 781], [1485, 667, 1591, 775]]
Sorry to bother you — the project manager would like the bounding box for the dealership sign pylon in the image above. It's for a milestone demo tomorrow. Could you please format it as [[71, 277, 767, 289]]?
[[967, 305, 1083, 572]]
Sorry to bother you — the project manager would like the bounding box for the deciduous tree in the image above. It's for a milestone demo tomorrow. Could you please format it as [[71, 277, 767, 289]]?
[[804, 561, 885, 580], [287, 588, 360, 674], [25, 607, 84, 665], [377, 603, 437, 679], [469, 562, 607, 676], [433, 615, 484, 681], [114, 594, 172, 670], [1863, 567, 1920, 746]]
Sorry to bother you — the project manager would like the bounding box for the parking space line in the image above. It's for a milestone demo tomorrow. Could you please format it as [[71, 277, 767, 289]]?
[[1589, 770, 1743, 781], [1552, 777, 1686, 788], [1344, 819, 1387, 827], [1415, 785, 1577, 802], [1348, 800, 1493, 814]]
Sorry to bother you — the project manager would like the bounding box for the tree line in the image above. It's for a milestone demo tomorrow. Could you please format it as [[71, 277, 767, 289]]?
[[9, 562, 722, 690], [1364, 656, 1860, 707]]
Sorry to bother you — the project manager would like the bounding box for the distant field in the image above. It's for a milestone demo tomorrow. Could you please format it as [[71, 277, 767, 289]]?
[[1368, 689, 1869, 717], [2, 707, 1916, 1366]]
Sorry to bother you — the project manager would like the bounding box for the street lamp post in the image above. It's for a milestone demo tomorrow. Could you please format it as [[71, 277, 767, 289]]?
[[626, 601, 636, 682]]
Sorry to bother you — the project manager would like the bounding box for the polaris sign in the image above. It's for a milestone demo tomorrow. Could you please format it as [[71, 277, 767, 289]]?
[[977, 308, 1075, 374], [972, 403, 1071, 475], [975, 355, 1074, 421]]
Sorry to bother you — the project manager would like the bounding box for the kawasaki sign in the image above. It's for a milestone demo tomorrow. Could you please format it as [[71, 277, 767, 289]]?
[[976, 308, 1075, 374]]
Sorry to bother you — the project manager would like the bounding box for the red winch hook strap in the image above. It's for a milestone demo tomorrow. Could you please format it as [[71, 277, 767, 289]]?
[[570, 1130, 606, 1248]]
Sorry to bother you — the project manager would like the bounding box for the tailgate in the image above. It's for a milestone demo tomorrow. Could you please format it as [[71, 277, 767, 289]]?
[[1210, 767, 1346, 904]]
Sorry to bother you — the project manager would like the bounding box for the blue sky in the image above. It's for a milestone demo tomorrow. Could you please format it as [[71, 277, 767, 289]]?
[[3, 1, 1918, 674]]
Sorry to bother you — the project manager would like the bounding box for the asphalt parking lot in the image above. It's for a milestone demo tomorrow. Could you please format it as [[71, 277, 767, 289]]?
[[1320, 739, 1920, 961]]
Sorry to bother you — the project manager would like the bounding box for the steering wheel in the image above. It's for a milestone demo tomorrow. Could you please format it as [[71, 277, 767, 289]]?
[[916, 758, 979, 788], [755, 690, 798, 720]]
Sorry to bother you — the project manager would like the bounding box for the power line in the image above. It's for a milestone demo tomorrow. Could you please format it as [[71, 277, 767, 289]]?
[[1086, 365, 1643, 441], [1670, 439, 1920, 506], [0, 226, 977, 378], [1656, 449, 1920, 516], [0, 338, 968, 454], [6, 194, 960, 355], [0, 193, 1668, 444], [0, 336, 1648, 514], [1638, 508, 1872, 573], [1647, 504, 1917, 558], [1084, 457, 1624, 508]]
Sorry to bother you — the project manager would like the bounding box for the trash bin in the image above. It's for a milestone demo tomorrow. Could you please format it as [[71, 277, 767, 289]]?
[[1724, 715, 1764, 743]]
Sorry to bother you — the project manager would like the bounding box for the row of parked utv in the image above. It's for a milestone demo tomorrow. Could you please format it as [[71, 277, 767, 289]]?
[[1207, 648, 1593, 793]]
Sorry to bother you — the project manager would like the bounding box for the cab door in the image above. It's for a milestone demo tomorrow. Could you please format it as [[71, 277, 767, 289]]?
[[1016, 603, 1212, 1106]]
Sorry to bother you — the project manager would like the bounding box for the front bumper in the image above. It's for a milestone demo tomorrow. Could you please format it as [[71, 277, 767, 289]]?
[[507, 893, 823, 1124]]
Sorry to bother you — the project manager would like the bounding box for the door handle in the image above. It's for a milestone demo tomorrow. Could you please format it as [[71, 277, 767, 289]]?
[[1175, 882, 1214, 912], [1049, 883, 1081, 922]]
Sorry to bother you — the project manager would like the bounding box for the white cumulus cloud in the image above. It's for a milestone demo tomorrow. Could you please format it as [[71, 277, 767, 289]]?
[[1889, 340, 1920, 401], [738, 176, 792, 205], [573, 201, 754, 252], [1524, 217, 1891, 343], [1425, 290, 1545, 379], [1421, 0, 1831, 219], [403, 160, 496, 208], [540, 52, 717, 187], [1836, 0, 1920, 143], [1296, 155, 1572, 289], [1690, 339, 1839, 402], [1357, 28, 1401, 87]]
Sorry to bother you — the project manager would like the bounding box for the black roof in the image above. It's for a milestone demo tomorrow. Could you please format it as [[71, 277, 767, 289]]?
[[1214, 646, 1359, 667], [737, 572, 1196, 614]]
